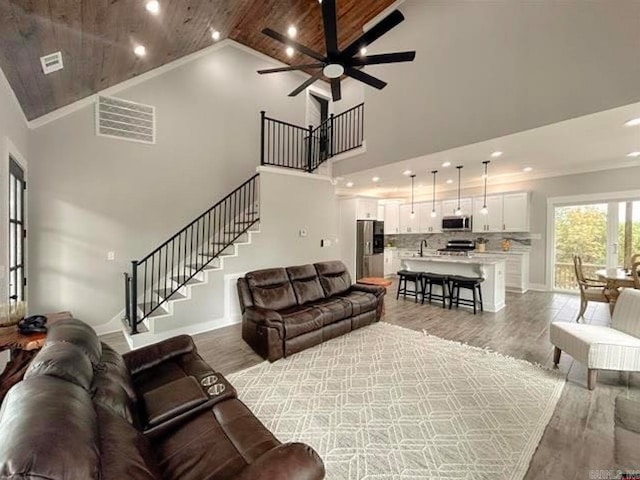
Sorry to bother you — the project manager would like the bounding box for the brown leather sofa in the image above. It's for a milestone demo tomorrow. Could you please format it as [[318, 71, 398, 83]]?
[[238, 260, 385, 362], [0, 318, 324, 480]]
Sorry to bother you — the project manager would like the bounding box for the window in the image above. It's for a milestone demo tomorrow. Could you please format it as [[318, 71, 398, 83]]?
[[8, 157, 26, 308]]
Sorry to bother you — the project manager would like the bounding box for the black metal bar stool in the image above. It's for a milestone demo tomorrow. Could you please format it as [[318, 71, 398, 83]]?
[[396, 270, 422, 303], [448, 275, 484, 314], [420, 273, 449, 308]]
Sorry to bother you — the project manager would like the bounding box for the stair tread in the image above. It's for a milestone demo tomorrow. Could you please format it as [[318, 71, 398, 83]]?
[[186, 263, 221, 271], [153, 288, 186, 300], [137, 302, 169, 318], [171, 276, 203, 285]]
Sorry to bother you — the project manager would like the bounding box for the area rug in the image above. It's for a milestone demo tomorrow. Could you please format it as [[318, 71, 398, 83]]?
[[228, 322, 565, 480]]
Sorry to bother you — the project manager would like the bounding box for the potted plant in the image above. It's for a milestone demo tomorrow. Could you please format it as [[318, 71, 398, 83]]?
[[476, 237, 488, 252]]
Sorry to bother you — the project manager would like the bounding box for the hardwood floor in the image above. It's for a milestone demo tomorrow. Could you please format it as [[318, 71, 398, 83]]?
[[101, 280, 639, 479]]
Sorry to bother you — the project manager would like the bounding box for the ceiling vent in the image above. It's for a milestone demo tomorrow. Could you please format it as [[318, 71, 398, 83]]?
[[96, 95, 156, 144], [40, 52, 63, 74]]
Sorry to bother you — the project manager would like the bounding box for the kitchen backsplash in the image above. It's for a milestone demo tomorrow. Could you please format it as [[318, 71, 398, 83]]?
[[384, 232, 532, 251]]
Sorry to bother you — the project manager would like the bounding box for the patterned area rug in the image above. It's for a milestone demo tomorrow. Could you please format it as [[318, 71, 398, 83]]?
[[228, 322, 565, 480]]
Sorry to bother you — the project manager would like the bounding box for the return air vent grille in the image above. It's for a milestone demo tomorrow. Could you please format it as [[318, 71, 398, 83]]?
[[40, 51, 63, 74], [96, 96, 155, 144]]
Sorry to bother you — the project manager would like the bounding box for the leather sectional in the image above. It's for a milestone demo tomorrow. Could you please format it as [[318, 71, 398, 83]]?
[[238, 260, 386, 362], [0, 318, 324, 480]]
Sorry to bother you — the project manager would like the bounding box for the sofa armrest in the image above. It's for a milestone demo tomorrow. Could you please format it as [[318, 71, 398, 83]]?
[[351, 283, 386, 298], [233, 443, 325, 480], [123, 334, 195, 376], [244, 307, 284, 334]]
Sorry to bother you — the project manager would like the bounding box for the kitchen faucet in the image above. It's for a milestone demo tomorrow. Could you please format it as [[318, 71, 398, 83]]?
[[419, 239, 428, 257]]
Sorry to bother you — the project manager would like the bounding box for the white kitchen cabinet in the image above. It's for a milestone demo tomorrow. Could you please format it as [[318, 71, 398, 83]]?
[[383, 202, 400, 234], [502, 192, 530, 232], [383, 248, 401, 276], [419, 202, 442, 233], [356, 198, 378, 220], [441, 198, 472, 217], [377, 204, 385, 222], [399, 204, 419, 234], [473, 195, 504, 233], [504, 252, 530, 293]]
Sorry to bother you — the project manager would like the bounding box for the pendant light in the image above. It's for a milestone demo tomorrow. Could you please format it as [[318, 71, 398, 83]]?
[[410, 174, 416, 217], [455, 165, 463, 216], [430, 170, 438, 217], [481, 160, 490, 215]]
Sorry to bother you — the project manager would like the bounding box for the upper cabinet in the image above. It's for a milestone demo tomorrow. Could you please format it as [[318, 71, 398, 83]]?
[[502, 192, 530, 232], [472, 195, 504, 233], [356, 198, 378, 220], [399, 204, 419, 234], [441, 198, 472, 217], [383, 202, 400, 234], [419, 202, 442, 233]]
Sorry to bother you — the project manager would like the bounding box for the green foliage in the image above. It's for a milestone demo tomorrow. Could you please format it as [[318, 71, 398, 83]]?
[[554, 206, 607, 265]]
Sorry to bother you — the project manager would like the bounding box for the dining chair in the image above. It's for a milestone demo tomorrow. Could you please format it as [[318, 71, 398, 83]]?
[[631, 258, 640, 290], [573, 255, 609, 322]]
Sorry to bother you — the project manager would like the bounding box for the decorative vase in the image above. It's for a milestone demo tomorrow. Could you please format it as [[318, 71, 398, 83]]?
[[477, 243, 486, 252]]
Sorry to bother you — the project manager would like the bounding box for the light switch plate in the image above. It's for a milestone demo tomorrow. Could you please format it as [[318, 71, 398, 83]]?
[[107, 251, 116, 261]]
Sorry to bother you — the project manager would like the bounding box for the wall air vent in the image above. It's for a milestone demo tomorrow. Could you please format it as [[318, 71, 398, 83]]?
[[96, 96, 155, 144], [40, 51, 63, 74]]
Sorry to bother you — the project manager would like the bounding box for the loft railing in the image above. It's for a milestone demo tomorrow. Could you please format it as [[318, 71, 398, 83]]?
[[124, 174, 260, 334], [554, 261, 606, 290], [260, 102, 364, 172]]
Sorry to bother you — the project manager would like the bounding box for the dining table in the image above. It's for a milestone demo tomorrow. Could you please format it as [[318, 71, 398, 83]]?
[[595, 268, 636, 313]]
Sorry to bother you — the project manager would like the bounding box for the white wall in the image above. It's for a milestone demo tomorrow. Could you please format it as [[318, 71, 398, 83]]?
[[26, 43, 324, 327], [0, 67, 30, 317], [335, 0, 640, 176]]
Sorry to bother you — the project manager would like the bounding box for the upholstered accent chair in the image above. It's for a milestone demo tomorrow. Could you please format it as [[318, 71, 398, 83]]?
[[551, 288, 640, 390], [573, 255, 609, 322]]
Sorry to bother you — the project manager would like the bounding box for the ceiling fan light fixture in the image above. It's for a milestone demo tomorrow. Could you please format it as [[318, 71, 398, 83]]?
[[323, 63, 344, 78]]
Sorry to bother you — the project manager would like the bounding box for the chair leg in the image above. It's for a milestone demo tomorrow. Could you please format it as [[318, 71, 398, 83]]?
[[441, 282, 447, 309], [414, 278, 418, 303], [429, 282, 433, 304], [587, 369, 598, 390], [449, 282, 454, 309], [420, 277, 426, 305], [477, 284, 483, 312], [576, 296, 587, 322], [553, 347, 561, 367], [456, 285, 460, 308], [472, 287, 477, 315], [396, 276, 402, 299]]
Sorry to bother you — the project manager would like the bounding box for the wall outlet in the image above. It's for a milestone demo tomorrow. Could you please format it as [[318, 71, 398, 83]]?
[[321, 239, 331, 247], [107, 251, 116, 261], [299, 228, 308, 237]]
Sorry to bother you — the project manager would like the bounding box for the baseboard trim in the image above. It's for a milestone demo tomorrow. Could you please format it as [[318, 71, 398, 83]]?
[[528, 283, 549, 292], [93, 310, 126, 335]]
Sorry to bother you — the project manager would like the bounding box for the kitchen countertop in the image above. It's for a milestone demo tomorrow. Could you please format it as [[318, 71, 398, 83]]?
[[400, 254, 506, 265]]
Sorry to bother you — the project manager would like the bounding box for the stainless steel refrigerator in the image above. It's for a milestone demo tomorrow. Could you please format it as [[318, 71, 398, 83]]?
[[356, 220, 384, 279]]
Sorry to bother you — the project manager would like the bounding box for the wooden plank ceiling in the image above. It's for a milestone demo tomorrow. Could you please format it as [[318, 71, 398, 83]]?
[[0, 0, 395, 120]]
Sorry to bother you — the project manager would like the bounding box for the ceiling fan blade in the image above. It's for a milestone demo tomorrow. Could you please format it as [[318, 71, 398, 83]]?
[[344, 67, 387, 90], [258, 63, 325, 74], [288, 70, 324, 97], [341, 10, 405, 58], [349, 51, 416, 67], [330, 78, 342, 101], [262, 28, 326, 62], [321, 0, 339, 57]]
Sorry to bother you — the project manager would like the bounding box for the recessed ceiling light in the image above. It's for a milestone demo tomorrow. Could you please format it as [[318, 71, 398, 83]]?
[[491, 151, 503, 158], [145, 0, 160, 14], [287, 25, 297, 38], [360, 47, 367, 56], [625, 118, 640, 127], [523, 167, 533, 172], [627, 151, 640, 157], [346, 181, 354, 187], [133, 45, 146, 57], [442, 161, 451, 167], [446, 179, 453, 184], [286, 46, 295, 57], [372, 176, 380, 182], [402, 169, 412, 176], [211, 30, 221, 41]]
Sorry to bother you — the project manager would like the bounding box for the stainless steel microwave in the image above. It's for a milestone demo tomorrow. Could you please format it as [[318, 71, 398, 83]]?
[[442, 215, 472, 231]]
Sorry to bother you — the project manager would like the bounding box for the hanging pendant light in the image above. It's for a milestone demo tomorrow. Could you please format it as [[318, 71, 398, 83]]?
[[455, 165, 463, 216], [430, 170, 438, 217], [481, 160, 490, 215], [410, 174, 416, 217]]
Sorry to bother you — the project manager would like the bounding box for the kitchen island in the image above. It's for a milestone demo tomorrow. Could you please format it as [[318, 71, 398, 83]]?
[[401, 255, 506, 312]]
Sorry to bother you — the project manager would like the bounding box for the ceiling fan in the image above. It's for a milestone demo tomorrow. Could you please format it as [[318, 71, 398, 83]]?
[[256, 0, 416, 101]]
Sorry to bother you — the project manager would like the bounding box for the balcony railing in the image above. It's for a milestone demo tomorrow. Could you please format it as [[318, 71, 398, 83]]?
[[554, 261, 606, 290]]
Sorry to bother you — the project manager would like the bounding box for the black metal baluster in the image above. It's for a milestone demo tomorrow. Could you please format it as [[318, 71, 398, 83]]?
[[130, 262, 138, 334]]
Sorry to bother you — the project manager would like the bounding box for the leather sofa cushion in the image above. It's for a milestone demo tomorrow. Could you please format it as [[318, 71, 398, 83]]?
[[143, 376, 207, 428], [46, 317, 103, 366], [99, 343, 137, 402], [246, 267, 298, 311], [280, 306, 324, 339], [315, 261, 352, 297], [287, 264, 325, 305], [25, 341, 94, 390], [311, 298, 353, 325], [0, 376, 101, 480], [93, 343, 139, 425], [124, 335, 196, 377], [340, 291, 378, 316], [97, 405, 163, 480]]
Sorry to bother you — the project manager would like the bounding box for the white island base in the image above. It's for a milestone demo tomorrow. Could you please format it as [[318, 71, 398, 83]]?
[[401, 256, 506, 312]]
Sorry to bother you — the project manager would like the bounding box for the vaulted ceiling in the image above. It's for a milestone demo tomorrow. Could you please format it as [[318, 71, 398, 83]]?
[[0, 0, 395, 120]]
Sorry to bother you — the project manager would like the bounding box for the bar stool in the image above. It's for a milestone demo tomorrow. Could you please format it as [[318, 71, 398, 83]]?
[[448, 275, 484, 314], [396, 270, 422, 303], [421, 273, 449, 308]]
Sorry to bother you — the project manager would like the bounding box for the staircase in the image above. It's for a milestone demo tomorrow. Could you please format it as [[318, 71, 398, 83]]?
[[124, 174, 260, 337]]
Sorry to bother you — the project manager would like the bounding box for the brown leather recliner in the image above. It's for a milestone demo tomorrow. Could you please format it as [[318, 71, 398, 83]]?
[[0, 318, 324, 480], [238, 260, 385, 362]]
